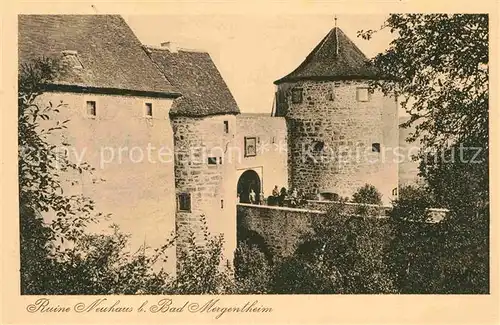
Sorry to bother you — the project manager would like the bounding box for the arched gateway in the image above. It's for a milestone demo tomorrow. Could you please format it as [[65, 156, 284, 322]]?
[[237, 169, 261, 204]]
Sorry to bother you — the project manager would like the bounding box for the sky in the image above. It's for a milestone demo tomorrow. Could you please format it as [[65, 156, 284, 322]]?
[[124, 14, 394, 114]]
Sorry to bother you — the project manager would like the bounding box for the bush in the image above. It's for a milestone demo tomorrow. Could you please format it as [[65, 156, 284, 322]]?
[[271, 204, 397, 294], [234, 241, 272, 294], [351, 184, 383, 216], [388, 184, 489, 293], [352, 184, 383, 205], [390, 184, 434, 222], [172, 216, 235, 294]]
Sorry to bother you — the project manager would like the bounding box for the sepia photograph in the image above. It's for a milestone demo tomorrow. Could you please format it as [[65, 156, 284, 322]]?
[[15, 11, 491, 298]]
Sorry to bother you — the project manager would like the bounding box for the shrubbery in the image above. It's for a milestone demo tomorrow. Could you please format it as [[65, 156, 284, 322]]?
[[351, 184, 383, 205]]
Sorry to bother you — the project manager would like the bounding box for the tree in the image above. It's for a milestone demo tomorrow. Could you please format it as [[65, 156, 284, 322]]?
[[360, 14, 489, 293], [233, 241, 272, 294], [171, 216, 235, 294], [360, 14, 488, 152], [359, 14, 488, 210], [389, 184, 488, 293], [352, 184, 383, 205], [390, 184, 434, 222], [351, 184, 383, 216], [18, 57, 105, 293]]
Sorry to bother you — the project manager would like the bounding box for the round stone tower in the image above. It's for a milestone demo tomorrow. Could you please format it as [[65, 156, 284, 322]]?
[[145, 45, 240, 262], [171, 112, 238, 256], [274, 27, 399, 205]]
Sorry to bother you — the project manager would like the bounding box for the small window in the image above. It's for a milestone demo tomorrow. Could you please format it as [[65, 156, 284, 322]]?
[[372, 143, 381, 153], [62, 50, 83, 69], [177, 193, 191, 212], [313, 141, 325, 151], [392, 188, 398, 196], [86, 101, 96, 116], [291, 88, 303, 104], [357, 87, 370, 102], [220, 199, 224, 209], [145, 103, 153, 117], [223, 120, 229, 133], [218, 157, 223, 165], [208, 157, 217, 165], [271, 136, 276, 144], [334, 81, 341, 88]]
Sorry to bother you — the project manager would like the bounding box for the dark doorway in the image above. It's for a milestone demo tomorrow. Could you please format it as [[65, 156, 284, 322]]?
[[237, 170, 261, 203]]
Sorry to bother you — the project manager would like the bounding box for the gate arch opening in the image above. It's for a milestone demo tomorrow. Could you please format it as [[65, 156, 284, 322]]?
[[237, 169, 261, 204]]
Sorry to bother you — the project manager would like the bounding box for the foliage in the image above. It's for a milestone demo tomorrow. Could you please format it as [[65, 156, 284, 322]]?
[[233, 241, 272, 294], [352, 184, 383, 205], [351, 184, 383, 216], [29, 225, 172, 295], [360, 14, 489, 294], [390, 184, 434, 222], [18, 57, 107, 294], [23, 213, 236, 295], [272, 204, 396, 294], [388, 212, 489, 294], [419, 142, 488, 218], [389, 183, 488, 293], [360, 13, 489, 215], [172, 218, 235, 294], [359, 14, 488, 152]]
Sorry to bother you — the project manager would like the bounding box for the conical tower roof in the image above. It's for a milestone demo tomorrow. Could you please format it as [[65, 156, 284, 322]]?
[[274, 27, 384, 84]]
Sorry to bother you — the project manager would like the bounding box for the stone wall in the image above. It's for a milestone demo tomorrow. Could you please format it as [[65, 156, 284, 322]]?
[[237, 203, 325, 258], [37, 91, 177, 273], [235, 114, 289, 197], [277, 80, 399, 205], [172, 114, 238, 260], [425, 208, 450, 223], [237, 202, 447, 262], [304, 200, 392, 217]]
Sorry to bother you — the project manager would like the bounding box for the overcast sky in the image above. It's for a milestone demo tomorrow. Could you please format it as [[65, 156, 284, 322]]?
[[124, 14, 393, 114]]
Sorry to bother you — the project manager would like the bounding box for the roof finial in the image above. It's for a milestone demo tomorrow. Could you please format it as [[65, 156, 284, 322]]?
[[334, 15, 339, 55]]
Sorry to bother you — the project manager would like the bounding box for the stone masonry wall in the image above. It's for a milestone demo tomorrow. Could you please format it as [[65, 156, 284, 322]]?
[[237, 203, 325, 258], [278, 80, 398, 205], [172, 114, 238, 260], [304, 200, 392, 217]]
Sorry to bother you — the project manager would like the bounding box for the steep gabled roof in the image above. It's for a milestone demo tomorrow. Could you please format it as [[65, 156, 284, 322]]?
[[274, 27, 384, 84], [144, 46, 240, 117], [18, 15, 179, 97]]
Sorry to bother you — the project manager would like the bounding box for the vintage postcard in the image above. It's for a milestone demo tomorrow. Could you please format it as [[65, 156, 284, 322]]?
[[1, 0, 499, 324]]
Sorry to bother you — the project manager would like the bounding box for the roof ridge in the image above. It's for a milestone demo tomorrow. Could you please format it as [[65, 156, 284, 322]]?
[[146, 42, 240, 117], [18, 15, 179, 96], [143, 44, 208, 54]]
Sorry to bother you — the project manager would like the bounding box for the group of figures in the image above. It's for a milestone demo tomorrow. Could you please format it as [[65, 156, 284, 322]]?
[[267, 186, 310, 208], [235, 185, 309, 208]]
